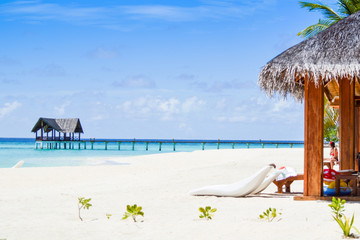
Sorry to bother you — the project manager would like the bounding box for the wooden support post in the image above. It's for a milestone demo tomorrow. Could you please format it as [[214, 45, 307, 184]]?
[[202, 143, 205, 150], [304, 78, 324, 197], [91, 142, 94, 150], [339, 77, 355, 170], [118, 142, 121, 150], [355, 107, 360, 171], [105, 142, 108, 150], [84, 142, 86, 149], [173, 143, 176, 151], [146, 142, 149, 151], [159, 142, 162, 151], [132, 141, 135, 151], [217, 139, 220, 150]]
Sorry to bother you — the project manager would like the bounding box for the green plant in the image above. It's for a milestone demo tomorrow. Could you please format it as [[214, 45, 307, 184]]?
[[333, 214, 356, 238], [122, 204, 144, 222], [199, 206, 217, 220], [297, 0, 360, 38], [106, 213, 112, 219], [259, 207, 282, 222], [329, 197, 346, 218], [329, 197, 359, 238], [78, 197, 92, 221]]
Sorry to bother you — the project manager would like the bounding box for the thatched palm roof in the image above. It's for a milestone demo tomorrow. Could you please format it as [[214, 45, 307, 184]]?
[[31, 118, 84, 133], [258, 10, 360, 101]]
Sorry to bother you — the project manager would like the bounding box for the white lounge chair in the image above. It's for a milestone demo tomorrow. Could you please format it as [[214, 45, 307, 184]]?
[[250, 170, 281, 194], [189, 164, 275, 197]]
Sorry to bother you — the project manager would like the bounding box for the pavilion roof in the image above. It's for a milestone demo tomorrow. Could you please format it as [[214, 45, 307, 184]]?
[[31, 118, 84, 133], [258, 10, 360, 102]]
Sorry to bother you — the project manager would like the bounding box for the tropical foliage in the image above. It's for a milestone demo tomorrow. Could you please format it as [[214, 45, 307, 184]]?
[[298, 0, 360, 38], [324, 97, 339, 142]]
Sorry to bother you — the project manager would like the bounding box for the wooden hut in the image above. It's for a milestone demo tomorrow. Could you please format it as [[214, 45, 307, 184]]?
[[31, 117, 84, 141], [258, 11, 360, 198]]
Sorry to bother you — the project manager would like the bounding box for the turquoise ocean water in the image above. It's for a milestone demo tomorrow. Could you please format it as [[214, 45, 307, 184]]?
[[0, 138, 304, 168]]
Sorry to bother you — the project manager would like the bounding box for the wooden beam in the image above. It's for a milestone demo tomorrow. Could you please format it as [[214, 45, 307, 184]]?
[[304, 77, 324, 197], [355, 106, 360, 171], [339, 77, 355, 170]]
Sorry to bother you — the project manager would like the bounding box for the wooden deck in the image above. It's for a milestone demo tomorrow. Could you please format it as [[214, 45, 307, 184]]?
[[34, 139, 304, 151]]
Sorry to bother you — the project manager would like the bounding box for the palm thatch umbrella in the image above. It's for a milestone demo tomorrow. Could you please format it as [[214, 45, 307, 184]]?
[[258, 11, 360, 198], [258, 10, 360, 101]]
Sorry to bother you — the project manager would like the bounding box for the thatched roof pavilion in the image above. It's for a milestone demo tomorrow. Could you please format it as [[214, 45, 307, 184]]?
[[32, 117, 84, 141], [258, 11, 360, 198]]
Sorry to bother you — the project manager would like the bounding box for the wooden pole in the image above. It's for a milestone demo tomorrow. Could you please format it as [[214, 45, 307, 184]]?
[[355, 107, 360, 171], [304, 77, 324, 197], [339, 77, 355, 170]]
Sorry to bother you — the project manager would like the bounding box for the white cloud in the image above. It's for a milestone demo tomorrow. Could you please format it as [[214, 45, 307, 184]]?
[[22, 64, 66, 77], [0, 101, 21, 119], [213, 97, 301, 124], [271, 100, 293, 113], [0, 0, 277, 26], [88, 47, 118, 59], [117, 96, 206, 121], [113, 75, 156, 89], [182, 97, 205, 113], [54, 101, 70, 116]]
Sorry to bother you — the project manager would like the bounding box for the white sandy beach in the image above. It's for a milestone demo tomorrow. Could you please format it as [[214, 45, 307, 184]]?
[[0, 148, 358, 240]]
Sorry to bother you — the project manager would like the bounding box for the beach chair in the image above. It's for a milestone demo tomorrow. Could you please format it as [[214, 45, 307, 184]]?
[[251, 170, 281, 194], [189, 164, 275, 197], [272, 174, 304, 193]]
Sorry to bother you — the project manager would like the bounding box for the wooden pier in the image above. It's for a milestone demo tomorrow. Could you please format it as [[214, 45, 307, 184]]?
[[35, 139, 304, 151]]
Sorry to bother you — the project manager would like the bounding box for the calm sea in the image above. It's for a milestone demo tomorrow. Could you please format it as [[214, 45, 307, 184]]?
[[0, 138, 304, 168]]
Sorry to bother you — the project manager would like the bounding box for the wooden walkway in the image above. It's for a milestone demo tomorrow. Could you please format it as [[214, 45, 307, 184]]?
[[34, 139, 304, 151]]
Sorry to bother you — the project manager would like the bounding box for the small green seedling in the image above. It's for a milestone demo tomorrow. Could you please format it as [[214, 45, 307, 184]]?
[[106, 213, 112, 219], [259, 207, 282, 222], [329, 197, 346, 218], [329, 197, 359, 238], [333, 214, 356, 238], [78, 197, 92, 221], [199, 206, 217, 220], [122, 204, 144, 222]]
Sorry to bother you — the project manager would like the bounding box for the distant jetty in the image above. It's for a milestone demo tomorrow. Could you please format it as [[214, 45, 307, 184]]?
[[33, 138, 304, 151]]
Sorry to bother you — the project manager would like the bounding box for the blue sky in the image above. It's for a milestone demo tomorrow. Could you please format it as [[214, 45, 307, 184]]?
[[0, 0, 328, 139]]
